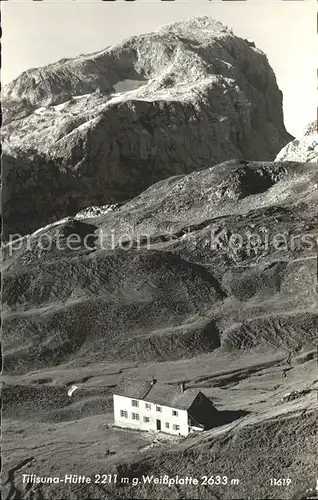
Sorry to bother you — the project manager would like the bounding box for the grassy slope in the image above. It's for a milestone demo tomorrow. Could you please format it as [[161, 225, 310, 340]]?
[[2, 160, 318, 499]]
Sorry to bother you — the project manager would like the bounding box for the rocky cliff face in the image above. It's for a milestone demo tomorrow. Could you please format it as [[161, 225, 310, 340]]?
[[275, 120, 318, 163], [2, 17, 293, 237]]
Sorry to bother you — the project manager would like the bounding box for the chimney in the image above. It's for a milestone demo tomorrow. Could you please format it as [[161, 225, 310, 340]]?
[[179, 381, 185, 393], [151, 377, 157, 386]]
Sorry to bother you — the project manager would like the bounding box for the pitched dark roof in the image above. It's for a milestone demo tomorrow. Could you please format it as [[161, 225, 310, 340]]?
[[146, 384, 202, 410], [114, 378, 153, 400], [114, 377, 205, 410]]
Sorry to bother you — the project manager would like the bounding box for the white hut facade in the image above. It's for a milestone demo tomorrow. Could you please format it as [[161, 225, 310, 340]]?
[[113, 377, 219, 437]]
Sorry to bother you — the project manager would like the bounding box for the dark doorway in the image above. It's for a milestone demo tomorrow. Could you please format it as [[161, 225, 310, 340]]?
[[156, 419, 161, 431]]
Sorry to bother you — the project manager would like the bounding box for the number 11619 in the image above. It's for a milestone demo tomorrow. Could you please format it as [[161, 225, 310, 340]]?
[[270, 478, 292, 487]]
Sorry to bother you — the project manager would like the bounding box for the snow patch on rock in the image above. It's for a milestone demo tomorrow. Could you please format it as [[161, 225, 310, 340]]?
[[113, 79, 148, 93]]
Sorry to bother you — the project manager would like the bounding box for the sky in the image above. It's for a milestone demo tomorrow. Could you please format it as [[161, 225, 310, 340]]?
[[2, 1, 317, 137]]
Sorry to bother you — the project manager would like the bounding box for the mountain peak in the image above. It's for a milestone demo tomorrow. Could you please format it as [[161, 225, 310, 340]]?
[[3, 17, 292, 237], [156, 16, 233, 35], [275, 119, 318, 163]]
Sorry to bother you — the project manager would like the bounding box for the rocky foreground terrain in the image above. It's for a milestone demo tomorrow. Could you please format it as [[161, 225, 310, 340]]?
[[2, 16, 318, 500]]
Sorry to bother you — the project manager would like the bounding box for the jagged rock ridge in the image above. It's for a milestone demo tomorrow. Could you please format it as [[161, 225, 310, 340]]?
[[2, 17, 293, 237]]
